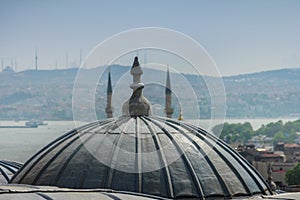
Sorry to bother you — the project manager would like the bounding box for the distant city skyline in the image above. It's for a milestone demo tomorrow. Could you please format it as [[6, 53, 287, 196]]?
[[1, 0, 300, 75]]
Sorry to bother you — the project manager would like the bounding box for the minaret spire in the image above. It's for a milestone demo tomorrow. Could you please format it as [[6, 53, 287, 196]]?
[[165, 66, 173, 118], [105, 69, 114, 118]]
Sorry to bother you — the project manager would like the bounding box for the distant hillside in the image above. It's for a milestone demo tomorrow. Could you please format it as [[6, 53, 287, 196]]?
[[224, 68, 300, 81], [0, 67, 299, 120]]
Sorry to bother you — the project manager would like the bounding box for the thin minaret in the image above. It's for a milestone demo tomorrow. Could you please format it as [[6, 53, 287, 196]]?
[[165, 66, 173, 118], [105, 69, 114, 118], [35, 48, 38, 70]]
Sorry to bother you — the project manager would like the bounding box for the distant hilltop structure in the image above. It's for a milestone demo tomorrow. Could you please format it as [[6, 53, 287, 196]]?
[[1, 66, 15, 74]]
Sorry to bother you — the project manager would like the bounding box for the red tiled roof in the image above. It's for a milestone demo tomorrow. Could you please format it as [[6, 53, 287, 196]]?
[[284, 143, 300, 148], [260, 153, 282, 158]]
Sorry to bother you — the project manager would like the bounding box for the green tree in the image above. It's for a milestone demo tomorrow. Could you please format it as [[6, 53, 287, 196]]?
[[273, 131, 285, 143], [286, 163, 300, 185], [212, 122, 254, 144]]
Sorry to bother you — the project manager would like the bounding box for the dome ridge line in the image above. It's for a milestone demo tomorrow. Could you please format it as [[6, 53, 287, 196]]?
[[171, 120, 272, 195], [139, 116, 174, 198], [164, 118, 252, 195], [144, 116, 205, 198], [54, 129, 102, 185], [135, 117, 142, 192], [31, 126, 101, 185], [105, 117, 134, 188], [12, 119, 113, 182]]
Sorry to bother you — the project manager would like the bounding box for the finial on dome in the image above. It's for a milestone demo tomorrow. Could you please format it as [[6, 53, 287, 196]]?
[[132, 56, 139, 68], [122, 57, 152, 116], [129, 85, 150, 116], [130, 56, 144, 91]]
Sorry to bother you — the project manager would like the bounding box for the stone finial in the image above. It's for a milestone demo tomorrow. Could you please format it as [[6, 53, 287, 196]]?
[[130, 56, 144, 91], [129, 85, 150, 116], [122, 57, 152, 116]]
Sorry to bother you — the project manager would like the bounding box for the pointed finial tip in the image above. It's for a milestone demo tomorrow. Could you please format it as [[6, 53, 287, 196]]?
[[133, 56, 139, 68]]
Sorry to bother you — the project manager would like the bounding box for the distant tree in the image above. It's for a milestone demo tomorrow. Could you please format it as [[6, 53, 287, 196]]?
[[212, 122, 254, 144], [212, 119, 300, 144], [255, 120, 283, 137], [286, 163, 300, 185], [273, 131, 285, 143]]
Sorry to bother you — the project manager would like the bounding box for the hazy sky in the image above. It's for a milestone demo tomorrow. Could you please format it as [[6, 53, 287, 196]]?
[[1, 0, 300, 75]]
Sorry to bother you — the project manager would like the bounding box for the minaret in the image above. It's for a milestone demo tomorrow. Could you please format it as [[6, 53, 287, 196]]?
[[105, 70, 114, 118], [165, 66, 173, 118]]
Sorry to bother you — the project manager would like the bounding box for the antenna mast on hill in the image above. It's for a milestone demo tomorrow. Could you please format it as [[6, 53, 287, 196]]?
[[55, 60, 58, 69], [1, 59, 4, 71], [79, 49, 82, 68], [15, 57, 17, 72], [66, 51, 69, 69], [35, 48, 38, 70], [11, 59, 13, 69]]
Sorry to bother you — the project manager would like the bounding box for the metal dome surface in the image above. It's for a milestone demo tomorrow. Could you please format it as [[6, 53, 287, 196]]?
[[10, 115, 272, 199]]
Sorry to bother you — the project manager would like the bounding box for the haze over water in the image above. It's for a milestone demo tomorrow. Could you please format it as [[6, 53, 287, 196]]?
[[0, 118, 297, 163]]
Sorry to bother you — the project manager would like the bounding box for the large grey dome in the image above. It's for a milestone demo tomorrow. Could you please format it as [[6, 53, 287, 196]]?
[[10, 115, 272, 199], [10, 57, 272, 199]]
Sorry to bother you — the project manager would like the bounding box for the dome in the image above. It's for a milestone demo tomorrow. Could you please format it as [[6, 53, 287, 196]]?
[[10, 115, 272, 198], [10, 57, 272, 199]]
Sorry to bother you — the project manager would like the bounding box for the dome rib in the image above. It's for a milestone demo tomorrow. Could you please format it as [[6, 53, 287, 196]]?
[[144, 116, 204, 198], [157, 116, 271, 197], [105, 118, 134, 189], [153, 116, 231, 198], [14, 130, 79, 183], [33, 121, 112, 185], [32, 133, 82, 184], [53, 126, 105, 185], [216, 138, 270, 194], [164, 119, 251, 196], [173, 120, 272, 195], [11, 119, 114, 184], [135, 118, 142, 193], [140, 117, 174, 198]]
